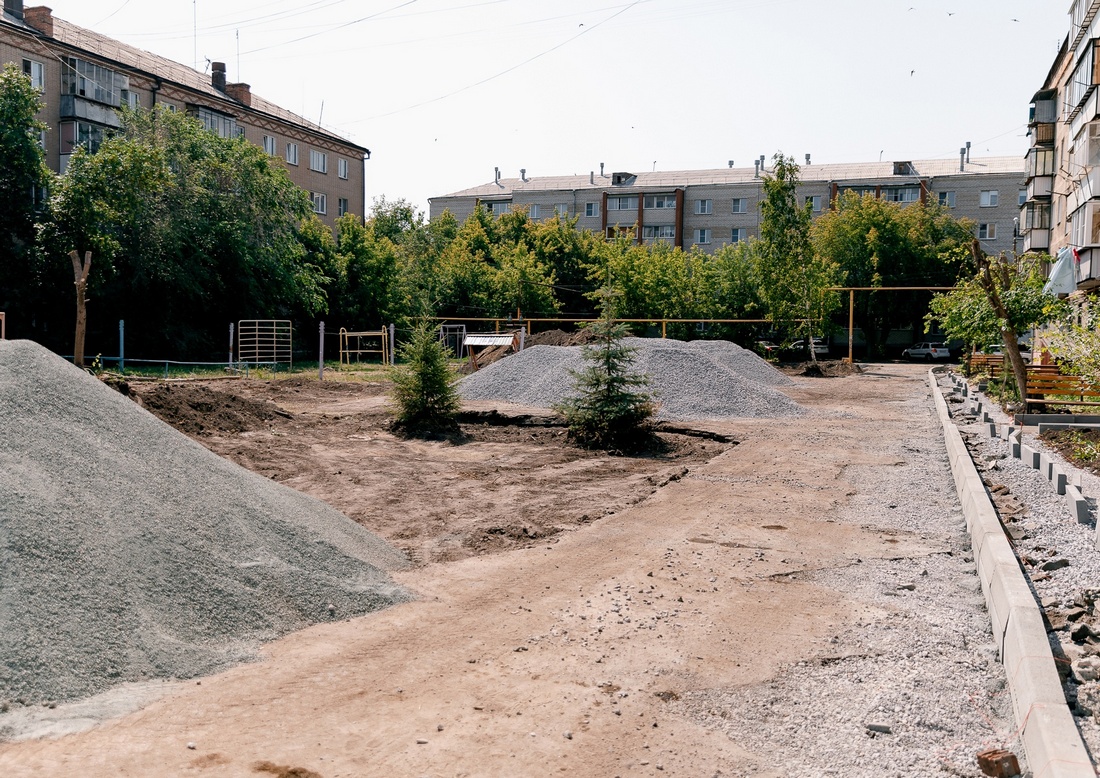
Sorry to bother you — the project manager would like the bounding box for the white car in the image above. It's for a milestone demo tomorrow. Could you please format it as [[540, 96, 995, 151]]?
[[789, 337, 829, 356], [902, 342, 951, 360]]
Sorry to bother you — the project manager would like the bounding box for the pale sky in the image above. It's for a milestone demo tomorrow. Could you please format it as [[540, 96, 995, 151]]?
[[40, 0, 1069, 214]]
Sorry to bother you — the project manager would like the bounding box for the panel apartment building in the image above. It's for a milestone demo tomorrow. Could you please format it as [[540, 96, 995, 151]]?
[[1022, 0, 1100, 294], [0, 0, 367, 226], [430, 156, 1025, 257]]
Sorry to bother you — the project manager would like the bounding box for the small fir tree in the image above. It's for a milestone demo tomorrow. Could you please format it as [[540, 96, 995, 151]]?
[[555, 290, 655, 452], [390, 322, 461, 434]]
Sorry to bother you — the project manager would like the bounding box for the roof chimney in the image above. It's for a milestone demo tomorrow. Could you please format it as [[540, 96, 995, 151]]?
[[226, 82, 251, 107], [959, 147, 966, 172], [600, 162, 605, 177], [754, 159, 760, 178], [494, 166, 500, 185], [211, 61, 227, 92], [590, 171, 595, 185], [4, 0, 23, 21], [24, 5, 55, 36], [805, 153, 811, 165], [728, 160, 734, 168], [520, 168, 526, 182], [965, 140, 971, 163]]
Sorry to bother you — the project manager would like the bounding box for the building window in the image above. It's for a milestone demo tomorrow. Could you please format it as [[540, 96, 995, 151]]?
[[60, 120, 107, 154], [1071, 201, 1100, 246], [1023, 202, 1051, 230], [120, 89, 139, 109], [62, 57, 127, 107], [1027, 147, 1055, 177], [38, 128, 47, 150], [529, 204, 541, 219], [489, 201, 510, 216], [642, 225, 676, 241], [585, 202, 600, 217], [338, 158, 348, 179], [978, 223, 996, 240], [193, 106, 237, 138], [938, 191, 956, 208], [263, 135, 276, 155], [695, 199, 712, 215], [1018, 189, 1027, 207], [731, 228, 747, 243], [644, 194, 676, 209], [694, 229, 711, 245], [607, 195, 638, 211], [338, 197, 349, 217], [22, 59, 45, 91], [882, 186, 920, 203], [286, 142, 299, 165], [309, 149, 328, 173], [731, 198, 747, 214], [555, 203, 569, 218], [980, 190, 999, 207], [805, 195, 821, 212], [311, 192, 327, 214]]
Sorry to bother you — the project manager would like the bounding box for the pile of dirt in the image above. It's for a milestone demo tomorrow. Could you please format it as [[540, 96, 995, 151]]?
[[0, 340, 410, 709], [794, 359, 864, 378], [131, 382, 284, 436]]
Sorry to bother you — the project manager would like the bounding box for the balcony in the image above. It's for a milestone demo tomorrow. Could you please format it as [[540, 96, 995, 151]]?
[[1027, 176, 1053, 200], [1023, 229, 1051, 252], [59, 95, 120, 129], [1029, 122, 1056, 145], [1077, 246, 1100, 288]]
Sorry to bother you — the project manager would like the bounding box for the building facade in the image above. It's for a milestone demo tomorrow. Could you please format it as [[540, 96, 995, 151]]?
[[430, 156, 1025, 257], [1, 0, 367, 226]]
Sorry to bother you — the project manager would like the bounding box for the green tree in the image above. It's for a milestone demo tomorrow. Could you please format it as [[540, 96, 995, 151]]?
[[928, 246, 1064, 399], [754, 153, 841, 358], [42, 106, 320, 355], [390, 321, 461, 434], [333, 213, 403, 329], [554, 289, 655, 452], [0, 63, 51, 334], [813, 191, 973, 356]]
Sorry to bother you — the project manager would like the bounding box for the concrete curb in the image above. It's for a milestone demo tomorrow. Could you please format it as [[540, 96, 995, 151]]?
[[930, 370, 1094, 778]]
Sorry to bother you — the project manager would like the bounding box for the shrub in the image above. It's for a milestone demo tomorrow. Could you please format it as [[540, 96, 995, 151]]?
[[390, 322, 460, 434]]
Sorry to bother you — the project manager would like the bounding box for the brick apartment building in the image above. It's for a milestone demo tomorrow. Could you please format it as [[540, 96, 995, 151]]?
[[0, 0, 367, 227]]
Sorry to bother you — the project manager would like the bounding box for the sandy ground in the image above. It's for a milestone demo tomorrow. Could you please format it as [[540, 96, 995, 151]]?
[[1, 363, 944, 777]]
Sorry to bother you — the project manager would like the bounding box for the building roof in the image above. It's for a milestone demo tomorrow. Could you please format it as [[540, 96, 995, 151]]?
[[432, 156, 1025, 201], [3, 9, 367, 153]]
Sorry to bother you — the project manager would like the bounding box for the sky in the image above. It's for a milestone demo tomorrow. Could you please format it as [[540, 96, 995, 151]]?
[[40, 0, 1070, 215]]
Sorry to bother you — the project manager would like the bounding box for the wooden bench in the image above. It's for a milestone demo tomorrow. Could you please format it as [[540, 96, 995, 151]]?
[[1025, 370, 1100, 409], [966, 353, 1006, 377]]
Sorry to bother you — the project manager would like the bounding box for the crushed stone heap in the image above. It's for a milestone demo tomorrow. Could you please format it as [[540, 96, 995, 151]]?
[[0, 340, 410, 707], [459, 337, 803, 421]]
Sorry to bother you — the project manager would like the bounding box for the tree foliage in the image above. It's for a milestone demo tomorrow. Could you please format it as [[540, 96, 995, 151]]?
[[754, 154, 842, 356], [390, 321, 461, 434], [0, 63, 51, 330], [554, 289, 655, 452], [813, 191, 973, 355]]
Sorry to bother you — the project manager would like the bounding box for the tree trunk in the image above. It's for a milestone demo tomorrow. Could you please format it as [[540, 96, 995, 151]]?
[[970, 240, 1027, 403], [70, 250, 91, 368]]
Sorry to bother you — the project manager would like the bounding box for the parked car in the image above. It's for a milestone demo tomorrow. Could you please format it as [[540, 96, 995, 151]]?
[[983, 343, 1033, 361], [902, 342, 952, 360], [789, 337, 829, 356], [755, 340, 780, 357]]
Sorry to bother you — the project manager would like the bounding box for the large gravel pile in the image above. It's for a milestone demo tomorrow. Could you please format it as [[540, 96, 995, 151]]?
[[459, 337, 802, 421], [0, 340, 410, 709]]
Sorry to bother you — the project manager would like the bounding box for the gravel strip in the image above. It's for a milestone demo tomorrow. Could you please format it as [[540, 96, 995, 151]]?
[[458, 337, 802, 421], [943, 370, 1100, 762], [0, 340, 411, 722], [674, 368, 1023, 777]]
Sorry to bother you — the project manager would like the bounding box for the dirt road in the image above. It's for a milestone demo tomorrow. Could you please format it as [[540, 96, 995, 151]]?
[[0, 363, 1004, 777]]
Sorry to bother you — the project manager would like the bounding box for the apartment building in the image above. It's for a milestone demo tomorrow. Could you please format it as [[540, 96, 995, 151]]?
[[1027, 0, 1100, 293], [0, 0, 367, 227], [430, 156, 1024, 257]]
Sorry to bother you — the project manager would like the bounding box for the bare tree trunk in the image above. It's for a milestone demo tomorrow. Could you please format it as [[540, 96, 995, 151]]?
[[970, 240, 1028, 403], [70, 250, 91, 368]]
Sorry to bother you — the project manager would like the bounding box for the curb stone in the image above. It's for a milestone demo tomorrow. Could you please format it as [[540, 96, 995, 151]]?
[[929, 369, 1094, 778]]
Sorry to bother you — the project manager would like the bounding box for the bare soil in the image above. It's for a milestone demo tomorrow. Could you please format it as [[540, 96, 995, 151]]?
[[0, 363, 949, 777]]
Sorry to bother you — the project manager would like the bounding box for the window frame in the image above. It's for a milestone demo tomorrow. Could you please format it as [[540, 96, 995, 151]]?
[[731, 197, 747, 214], [694, 228, 712, 245], [263, 135, 277, 155], [585, 202, 600, 218], [22, 58, 45, 91], [938, 191, 956, 208], [731, 227, 747, 243], [694, 198, 713, 215], [643, 193, 677, 209], [805, 195, 822, 212], [310, 191, 327, 214], [286, 142, 299, 165], [309, 149, 328, 174], [978, 222, 997, 240], [980, 190, 999, 208], [338, 158, 349, 179], [338, 197, 349, 217]]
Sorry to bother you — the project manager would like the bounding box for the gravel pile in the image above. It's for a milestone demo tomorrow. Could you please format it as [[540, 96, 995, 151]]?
[[459, 337, 802, 421], [0, 340, 411, 713]]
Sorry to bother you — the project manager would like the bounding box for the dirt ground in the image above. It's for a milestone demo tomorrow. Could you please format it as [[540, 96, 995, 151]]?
[[1, 362, 941, 777]]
